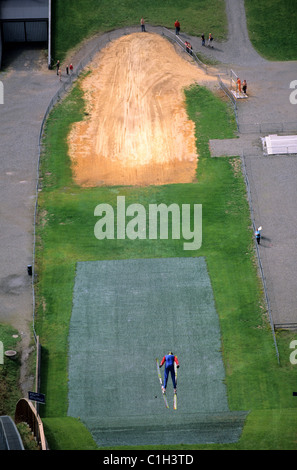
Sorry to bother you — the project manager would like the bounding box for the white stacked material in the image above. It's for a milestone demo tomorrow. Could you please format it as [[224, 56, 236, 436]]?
[[261, 134, 297, 155]]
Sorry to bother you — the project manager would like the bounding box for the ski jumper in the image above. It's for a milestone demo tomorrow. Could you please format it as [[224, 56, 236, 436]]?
[[160, 354, 179, 389]]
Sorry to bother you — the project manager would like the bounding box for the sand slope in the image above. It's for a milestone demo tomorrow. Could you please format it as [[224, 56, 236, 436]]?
[[68, 32, 211, 186]]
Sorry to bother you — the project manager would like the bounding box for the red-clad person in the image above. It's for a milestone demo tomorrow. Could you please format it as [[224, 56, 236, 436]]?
[[174, 20, 180, 35], [160, 352, 179, 394]]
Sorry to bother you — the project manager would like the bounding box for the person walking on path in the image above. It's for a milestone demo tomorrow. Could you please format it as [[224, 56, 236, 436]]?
[[174, 20, 180, 35], [55, 59, 60, 75], [160, 352, 179, 393], [208, 33, 214, 47], [140, 17, 146, 32], [255, 227, 262, 245], [201, 33, 205, 46]]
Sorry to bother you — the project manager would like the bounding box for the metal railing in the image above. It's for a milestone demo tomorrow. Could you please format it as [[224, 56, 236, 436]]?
[[162, 27, 208, 72], [240, 151, 280, 364]]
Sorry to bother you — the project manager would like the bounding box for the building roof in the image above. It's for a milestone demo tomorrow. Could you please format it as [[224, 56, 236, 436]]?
[[0, 0, 49, 20]]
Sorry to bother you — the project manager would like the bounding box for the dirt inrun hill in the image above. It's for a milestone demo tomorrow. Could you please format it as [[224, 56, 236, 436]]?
[[68, 32, 215, 187]]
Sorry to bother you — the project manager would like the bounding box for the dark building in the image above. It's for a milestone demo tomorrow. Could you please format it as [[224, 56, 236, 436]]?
[[0, 0, 51, 68]]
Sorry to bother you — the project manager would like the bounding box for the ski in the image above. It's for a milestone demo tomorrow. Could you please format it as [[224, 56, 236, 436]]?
[[173, 392, 177, 410], [156, 358, 169, 408], [173, 362, 178, 410]]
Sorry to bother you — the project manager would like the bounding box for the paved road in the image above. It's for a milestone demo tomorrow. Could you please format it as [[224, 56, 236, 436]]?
[[0, 45, 61, 392], [1, 0, 296, 394]]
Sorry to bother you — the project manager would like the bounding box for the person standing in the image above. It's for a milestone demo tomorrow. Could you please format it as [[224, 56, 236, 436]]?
[[255, 227, 261, 244], [174, 20, 180, 35], [140, 17, 146, 32], [208, 33, 214, 48], [55, 59, 60, 75], [185, 41, 193, 55], [201, 33, 205, 46], [242, 79, 247, 94], [237, 77, 242, 93], [160, 352, 179, 393], [69, 63, 73, 73]]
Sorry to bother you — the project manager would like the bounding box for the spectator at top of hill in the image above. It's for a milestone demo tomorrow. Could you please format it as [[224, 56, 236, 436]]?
[[174, 20, 180, 35]]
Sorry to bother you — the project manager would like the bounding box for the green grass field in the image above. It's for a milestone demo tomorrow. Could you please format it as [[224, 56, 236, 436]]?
[[35, 77, 297, 449], [51, 0, 228, 62], [245, 0, 297, 60]]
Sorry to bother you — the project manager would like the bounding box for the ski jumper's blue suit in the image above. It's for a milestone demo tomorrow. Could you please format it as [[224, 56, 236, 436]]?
[[160, 354, 179, 389]]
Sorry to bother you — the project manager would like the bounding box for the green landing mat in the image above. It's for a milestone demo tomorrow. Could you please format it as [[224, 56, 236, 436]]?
[[68, 257, 247, 447]]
